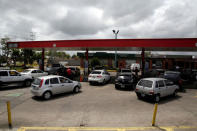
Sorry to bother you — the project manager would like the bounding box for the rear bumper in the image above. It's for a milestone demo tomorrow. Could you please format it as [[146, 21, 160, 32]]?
[[31, 89, 43, 97], [135, 91, 155, 99], [88, 78, 103, 83], [115, 82, 133, 88]]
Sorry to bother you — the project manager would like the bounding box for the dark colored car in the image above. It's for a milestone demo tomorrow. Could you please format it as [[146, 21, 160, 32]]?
[[163, 71, 184, 91], [46, 63, 67, 76], [115, 73, 137, 90], [68, 67, 80, 77]]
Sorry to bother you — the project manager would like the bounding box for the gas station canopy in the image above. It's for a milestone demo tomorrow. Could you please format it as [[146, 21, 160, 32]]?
[[7, 38, 197, 51]]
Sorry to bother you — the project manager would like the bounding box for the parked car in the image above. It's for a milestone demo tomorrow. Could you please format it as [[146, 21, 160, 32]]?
[[46, 63, 67, 75], [117, 68, 132, 76], [115, 73, 137, 90], [67, 66, 80, 77], [0, 70, 33, 87], [88, 70, 110, 85], [135, 78, 179, 102], [163, 71, 183, 90], [130, 63, 140, 71], [21, 69, 48, 79], [31, 75, 81, 100]]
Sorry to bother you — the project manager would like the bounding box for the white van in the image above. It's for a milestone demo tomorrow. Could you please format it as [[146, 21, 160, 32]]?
[[130, 63, 140, 71]]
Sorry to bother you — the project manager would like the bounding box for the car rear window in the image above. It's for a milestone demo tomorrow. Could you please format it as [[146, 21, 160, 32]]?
[[52, 64, 61, 67], [33, 78, 41, 85], [91, 71, 101, 74], [138, 80, 153, 88], [0, 71, 8, 76]]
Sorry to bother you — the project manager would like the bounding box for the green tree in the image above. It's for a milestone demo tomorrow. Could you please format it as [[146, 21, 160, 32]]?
[[21, 49, 36, 67], [90, 57, 101, 67], [72, 54, 78, 59], [1, 37, 11, 66], [10, 49, 21, 66]]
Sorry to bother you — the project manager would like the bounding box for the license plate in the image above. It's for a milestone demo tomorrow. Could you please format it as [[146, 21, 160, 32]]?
[[121, 85, 125, 88], [141, 93, 145, 97]]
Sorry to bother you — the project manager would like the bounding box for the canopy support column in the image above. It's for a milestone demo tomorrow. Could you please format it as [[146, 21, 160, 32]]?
[[41, 48, 45, 71], [141, 48, 145, 77]]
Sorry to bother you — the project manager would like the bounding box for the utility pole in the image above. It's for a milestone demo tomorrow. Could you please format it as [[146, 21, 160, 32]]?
[[112, 30, 119, 68]]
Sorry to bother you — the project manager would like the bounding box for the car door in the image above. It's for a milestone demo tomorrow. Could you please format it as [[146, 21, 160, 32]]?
[[106, 71, 110, 81], [49, 77, 61, 94], [36, 70, 44, 77], [59, 77, 73, 92], [9, 71, 23, 84], [157, 80, 167, 97], [31, 70, 38, 78], [0, 71, 9, 83], [164, 80, 176, 95]]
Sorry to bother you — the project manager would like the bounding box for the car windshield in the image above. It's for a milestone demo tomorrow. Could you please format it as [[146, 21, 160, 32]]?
[[52, 64, 61, 67], [91, 71, 101, 74], [33, 78, 42, 85], [22, 70, 31, 73], [138, 80, 153, 88]]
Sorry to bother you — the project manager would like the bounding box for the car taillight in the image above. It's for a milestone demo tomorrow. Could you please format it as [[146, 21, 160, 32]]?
[[39, 79, 44, 88], [135, 88, 138, 91], [179, 80, 182, 84], [149, 91, 154, 95], [97, 75, 102, 78]]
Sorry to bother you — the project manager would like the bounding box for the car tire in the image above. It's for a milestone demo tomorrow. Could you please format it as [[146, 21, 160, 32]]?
[[136, 93, 142, 99], [43, 91, 52, 100], [173, 90, 178, 97], [115, 84, 119, 90], [154, 95, 160, 103], [103, 79, 106, 85], [24, 80, 31, 87], [73, 86, 80, 93]]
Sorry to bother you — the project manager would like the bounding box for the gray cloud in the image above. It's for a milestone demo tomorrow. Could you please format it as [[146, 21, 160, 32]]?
[[0, 0, 197, 40]]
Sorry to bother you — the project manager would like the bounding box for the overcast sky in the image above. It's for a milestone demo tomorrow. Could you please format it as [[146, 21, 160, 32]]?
[[1, 0, 197, 55], [1, 0, 197, 40]]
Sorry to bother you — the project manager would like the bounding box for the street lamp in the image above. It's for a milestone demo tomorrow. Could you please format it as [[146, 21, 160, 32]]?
[[112, 30, 119, 68]]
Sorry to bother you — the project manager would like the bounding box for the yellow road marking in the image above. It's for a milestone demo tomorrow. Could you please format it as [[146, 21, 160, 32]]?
[[17, 126, 197, 131]]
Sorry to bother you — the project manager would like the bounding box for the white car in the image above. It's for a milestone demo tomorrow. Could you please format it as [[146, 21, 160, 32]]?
[[135, 78, 179, 102], [31, 75, 81, 99], [88, 70, 111, 84], [130, 63, 140, 71], [0, 70, 33, 87], [21, 69, 48, 79]]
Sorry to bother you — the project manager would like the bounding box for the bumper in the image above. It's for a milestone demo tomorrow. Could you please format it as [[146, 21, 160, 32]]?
[[115, 82, 133, 88], [31, 89, 43, 97], [135, 91, 155, 99], [88, 78, 103, 83]]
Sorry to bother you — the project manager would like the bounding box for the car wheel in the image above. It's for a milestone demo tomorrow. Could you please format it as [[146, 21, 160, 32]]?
[[173, 90, 178, 97], [103, 79, 106, 85], [115, 85, 119, 90], [136, 93, 142, 99], [73, 86, 80, 93], [43, 91, 52, 100], [24, 80, 31, 87], [155, 95, 160, 103]]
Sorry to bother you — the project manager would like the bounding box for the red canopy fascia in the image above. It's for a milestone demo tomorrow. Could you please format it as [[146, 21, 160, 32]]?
[[7, 38, 197, 51]]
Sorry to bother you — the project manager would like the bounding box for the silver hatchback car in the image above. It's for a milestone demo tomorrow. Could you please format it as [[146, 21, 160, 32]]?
[[135, 78, 179, 102], [31, 75, 81, 99]]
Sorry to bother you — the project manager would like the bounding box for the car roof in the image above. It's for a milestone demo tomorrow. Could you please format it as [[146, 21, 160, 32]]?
[[92, 70, 105, 72], [141, 78, 167, 81], [0, 70, 17, 71], [37, 75, 61, 79], [24, 68, 40, 71]]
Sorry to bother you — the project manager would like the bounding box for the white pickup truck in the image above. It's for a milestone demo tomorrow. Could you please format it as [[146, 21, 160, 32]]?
[[0, 70, 33, 87]]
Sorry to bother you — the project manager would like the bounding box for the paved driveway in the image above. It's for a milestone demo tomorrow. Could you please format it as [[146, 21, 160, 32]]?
[[0, 82, 197, 130]]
